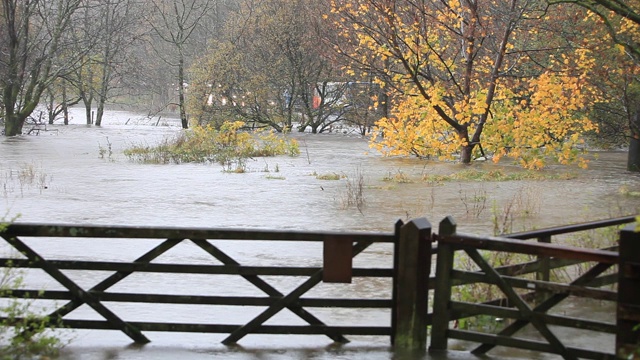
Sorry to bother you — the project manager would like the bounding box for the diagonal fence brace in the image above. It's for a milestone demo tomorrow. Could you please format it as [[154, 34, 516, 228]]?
[[191, 238, 349, 343], [472, 261, 614, 355], [220, 239, 374, 344], [465, 247, 576, 360], [2, 235, 150, 344], [45, 238, 183, 321]]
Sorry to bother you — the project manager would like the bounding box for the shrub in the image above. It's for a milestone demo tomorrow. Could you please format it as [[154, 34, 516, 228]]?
[[339, 168, 367, 212], [0, 263, 65, 359], [0, 221, 65, 359], [124, 121, 299, 171]]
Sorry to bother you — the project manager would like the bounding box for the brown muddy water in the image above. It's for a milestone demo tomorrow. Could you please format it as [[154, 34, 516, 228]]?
[[0, 108, 639, 359]]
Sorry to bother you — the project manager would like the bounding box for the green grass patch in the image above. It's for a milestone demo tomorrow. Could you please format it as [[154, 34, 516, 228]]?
[[422, 169, 576, 182]]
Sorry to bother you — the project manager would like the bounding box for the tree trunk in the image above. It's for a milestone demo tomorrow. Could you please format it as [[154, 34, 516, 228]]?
[[178, 54, 188, 129], [62, 86, 69, 125], [48, 92, 56, 124], [84, 102, 93, 125], [460, 145, 473, 164], [629, 102, 640, 172], [629, 135, 640, 172], [458, 127, 473, 164], [95, 80, 108, 126], [4, 114, 25, 136], [95, 102, 105, 126]]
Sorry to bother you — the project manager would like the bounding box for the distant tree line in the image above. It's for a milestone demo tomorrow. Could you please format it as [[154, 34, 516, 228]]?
[[0, 0, 638, 170]]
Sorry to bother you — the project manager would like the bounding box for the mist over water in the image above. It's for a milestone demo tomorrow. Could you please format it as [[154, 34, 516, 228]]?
[[1, 108, 638, 359]]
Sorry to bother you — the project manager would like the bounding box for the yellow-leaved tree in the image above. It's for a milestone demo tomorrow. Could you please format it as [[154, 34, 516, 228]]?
[[330, 0, 599, 168]]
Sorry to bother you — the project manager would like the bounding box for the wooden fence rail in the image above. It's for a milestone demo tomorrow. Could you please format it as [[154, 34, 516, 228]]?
[[0, 223, 397, 345], [0, 216, 638, 358], [430, 216, 638, 360]]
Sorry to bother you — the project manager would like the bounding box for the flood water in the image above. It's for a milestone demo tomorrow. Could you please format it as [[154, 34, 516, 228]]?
[[1, 108, 639, 359]]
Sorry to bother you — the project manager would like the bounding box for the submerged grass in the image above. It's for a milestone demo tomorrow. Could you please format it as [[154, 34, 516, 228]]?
[[265, 175, 286, 180], [316, 172, 343, 181], [339, 168, 366, 212], [124, 121, 299, 172], [1, 163, 52, 197], [619, 185, 640, 197], [382, 169, 413, 183], [422, 169, 576, 182]]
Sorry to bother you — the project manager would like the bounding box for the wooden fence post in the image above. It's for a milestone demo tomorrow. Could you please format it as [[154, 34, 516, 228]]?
[[430, 216, 456, 352], [393, 217, 432, 351], [536, 235, 551, 303], [391, 219, 404, 346], [617, 223, 640, 359]]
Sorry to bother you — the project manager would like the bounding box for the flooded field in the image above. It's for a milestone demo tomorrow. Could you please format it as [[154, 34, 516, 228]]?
[[1, 108, 639, 359]]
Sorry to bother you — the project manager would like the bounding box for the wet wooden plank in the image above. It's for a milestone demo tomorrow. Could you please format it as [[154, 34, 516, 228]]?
[[47, 319, 393, 336], [394, 218, 431, 351], [2, 223, 394, 243], [505, 215, 637, 240], [44, 238, 183, 322], [390, 219, 403, 346], [450, 329, 615, 359], [0, 258, 392, 277], [430, 217, 456, 351], [2, 290, 393, 308], [450, 301, 617, 333], [322, 237, 353, 283], [452, 270, 617, 301], [448, 255, 612, 287], [441, 233, 618, 264]]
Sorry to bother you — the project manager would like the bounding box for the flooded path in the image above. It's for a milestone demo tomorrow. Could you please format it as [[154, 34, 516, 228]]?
[[1, 108, 638, 359]]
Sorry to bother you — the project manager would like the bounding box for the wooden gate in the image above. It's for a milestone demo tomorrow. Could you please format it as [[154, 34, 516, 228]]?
[[1, 216, 638, 358], [0, 223, 399, 344], [429, 216, 636, 360]]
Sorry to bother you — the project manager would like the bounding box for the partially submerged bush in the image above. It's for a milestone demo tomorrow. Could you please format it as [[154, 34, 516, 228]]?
[[0, 250, 65, 360], [1, 272, 65, 359], [124, 121, 299, 171], [0, 220, 65, 359]]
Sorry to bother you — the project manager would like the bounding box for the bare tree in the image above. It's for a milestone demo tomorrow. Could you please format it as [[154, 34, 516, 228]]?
[[44, 78, 81, 125], [188, 0, 347, 133], [93, 0, 147, 126], [0, 0, 84, 136], [64, 0, 147, 126], [65, 1, 99, 124], [147, 0, 216, 129]]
